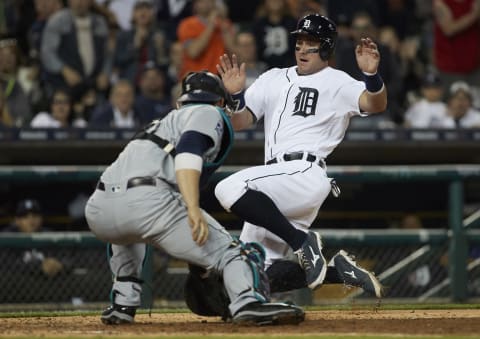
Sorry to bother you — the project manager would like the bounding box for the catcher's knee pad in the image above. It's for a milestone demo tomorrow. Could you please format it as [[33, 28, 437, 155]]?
[[184, 264, 231, 320], [237, 240, 271, 302]]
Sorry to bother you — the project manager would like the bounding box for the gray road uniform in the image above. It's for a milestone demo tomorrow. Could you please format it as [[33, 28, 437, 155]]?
[[85, 103, 266, 317]]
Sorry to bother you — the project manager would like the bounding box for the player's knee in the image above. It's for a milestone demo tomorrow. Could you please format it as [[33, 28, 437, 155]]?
[[214, 177, 247, 211]]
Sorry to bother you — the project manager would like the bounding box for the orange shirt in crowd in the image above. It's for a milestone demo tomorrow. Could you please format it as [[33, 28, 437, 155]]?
[[177, 16, 232, 79]]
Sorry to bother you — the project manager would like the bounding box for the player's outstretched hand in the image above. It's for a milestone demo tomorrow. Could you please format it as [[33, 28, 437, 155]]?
[[216, 54, 246, 94], [355, 38, 380, 74], [188, 206, 209, 246]]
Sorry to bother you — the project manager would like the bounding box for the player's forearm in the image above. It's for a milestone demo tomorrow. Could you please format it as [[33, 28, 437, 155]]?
[[362, 88, 388, 113], [176, 169, 201, 208], [230, 109, 254, 131]]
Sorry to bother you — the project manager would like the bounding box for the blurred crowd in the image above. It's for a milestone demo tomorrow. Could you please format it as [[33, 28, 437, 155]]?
[[1, 0, 480, 130]]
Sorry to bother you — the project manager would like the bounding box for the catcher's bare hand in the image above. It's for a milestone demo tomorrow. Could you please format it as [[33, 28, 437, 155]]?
[[187, 206, 209, 246], [216, 54, 246, 94], [355, 38, 380, 74]]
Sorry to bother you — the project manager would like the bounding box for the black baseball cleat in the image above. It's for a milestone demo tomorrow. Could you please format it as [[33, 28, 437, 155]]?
[[232, 302, 305, 326], [330, 250, 384, 298], [295, 231, 327, 289], [101, 304, 137, 325]]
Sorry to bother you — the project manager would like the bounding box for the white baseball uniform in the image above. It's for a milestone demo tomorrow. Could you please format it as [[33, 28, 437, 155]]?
[[215, 66, 367, 266], [404, 99, 448, 128]]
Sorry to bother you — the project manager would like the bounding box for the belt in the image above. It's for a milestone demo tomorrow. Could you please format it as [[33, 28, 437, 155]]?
[[266, 152, 325, 169], [97, 176, 157, 191]]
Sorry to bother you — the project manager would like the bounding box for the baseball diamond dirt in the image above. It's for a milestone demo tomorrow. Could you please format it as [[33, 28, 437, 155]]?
[[1, 309, 480, 337]]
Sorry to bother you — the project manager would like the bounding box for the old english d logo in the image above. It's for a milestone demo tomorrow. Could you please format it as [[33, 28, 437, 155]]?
[[293, 87, 318, 117]]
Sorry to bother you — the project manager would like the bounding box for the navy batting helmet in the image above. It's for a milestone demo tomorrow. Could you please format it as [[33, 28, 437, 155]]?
[[291, 14, 337, 61], [177, 71, 234, 109]]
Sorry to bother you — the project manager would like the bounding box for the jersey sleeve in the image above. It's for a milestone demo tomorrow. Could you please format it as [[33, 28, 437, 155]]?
[[182, 105, 223, 146], [245, 69, 276, 120], [335, 75, 366, 117]]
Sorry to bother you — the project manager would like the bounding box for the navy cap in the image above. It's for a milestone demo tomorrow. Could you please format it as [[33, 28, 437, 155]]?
[[16, 199, 42, 217], [422, 72, 442, 87]]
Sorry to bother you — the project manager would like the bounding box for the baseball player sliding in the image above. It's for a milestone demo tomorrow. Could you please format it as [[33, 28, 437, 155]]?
[[85, 71, 305, 325], [215, 14, 386, 296]]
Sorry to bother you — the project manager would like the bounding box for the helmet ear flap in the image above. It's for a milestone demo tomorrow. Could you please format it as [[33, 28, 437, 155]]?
[[318, 35, 337, 61]]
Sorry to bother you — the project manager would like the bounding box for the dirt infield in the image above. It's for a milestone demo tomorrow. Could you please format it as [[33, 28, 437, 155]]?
[[2, 309, 480, 337]]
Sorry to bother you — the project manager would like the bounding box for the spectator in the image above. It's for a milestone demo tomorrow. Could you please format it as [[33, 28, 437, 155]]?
[[404, 72, 447, 128], [156, 0, 193, 42], [2, 199, 64, 278], [177, 0, 235, 78], [165, 40, 184, 91], [234, 31, 268, 89], [72, 87, 103, 123], [0, 37, 33, 126], [377, 0, 421, 40], [433, 0, 480, 107], [40, 0, 110, 103], [114, 0, 169, 85], [442, 81, 480, 128], [95, 0, 136, 31], [23, 0, 64, 112], [134, 61, 172, 121], [379, 26, 428, 108], [30, 88, 87, 128], [29, 0, 63, 62], [252, 0, 297, 69], [224, 0, 261, 24], [0, 82, 13, 127], [287, 0, 326, 19], [89, 80, 145, 128], [335, 11, 402, 126], [327, 0, 381, 29], [0, 0, 38, 57]]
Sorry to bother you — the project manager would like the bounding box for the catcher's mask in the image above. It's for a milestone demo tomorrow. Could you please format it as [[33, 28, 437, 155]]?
[[291, 14, 338, 61], [177, 71, 235, 111]]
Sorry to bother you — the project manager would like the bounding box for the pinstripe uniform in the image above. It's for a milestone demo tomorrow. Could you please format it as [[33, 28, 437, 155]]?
[[216, 66, 366, 266]]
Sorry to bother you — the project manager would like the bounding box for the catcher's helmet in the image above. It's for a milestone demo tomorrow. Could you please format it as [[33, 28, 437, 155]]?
[[291, 14, 337, 61], [177, 71, 234, 109]]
